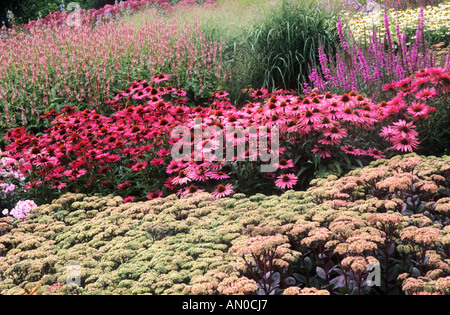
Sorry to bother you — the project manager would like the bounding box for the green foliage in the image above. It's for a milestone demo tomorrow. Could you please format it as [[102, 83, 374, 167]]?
[[0, 0, 91, 26], [218, 0, 338, 102]]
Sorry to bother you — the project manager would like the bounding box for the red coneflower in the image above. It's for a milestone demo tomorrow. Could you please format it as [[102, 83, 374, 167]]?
[[131, 161, 148, 171], [123, 196, 135, 203], [146, 189, 163, 200]]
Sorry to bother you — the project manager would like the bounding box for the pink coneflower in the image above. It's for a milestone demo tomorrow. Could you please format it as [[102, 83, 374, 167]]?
[[189, 168, 213, 182], [177, 185, 205, 197], [146, 189, 163, 200], [382, 82, 397, 91], [173, 89, 187, 96], [172, 170, 192, 185], [315, 116, 336, 129], [32, 155, 59, 167], [151, 73, 170, 83], [415, 87, 437, 101], [211, 183, 234, 198], [213, 90, 229, 98], [341, 145, 363, 156], [275, 158, 294, 169], [379, 126, 398, 139], [318, 136, 342, 146], [131, 161, 148, 171], [392, 120, 418, 138], [323, 126, 347, 140], [166, 160, 182, 174], [366, 148, 386, 159], [338, 93, 356, 107], [300, 108, 322, 124], [275, 173, 298, 189], [250, 88, 269, 98], [339, 107, 360, 123], [132, 89, 149, 100], [123, 196, 135, 203], [211, 171, 230, 180], [390, 135, 420, 152], [311, 144, 332, 158], [407, 102, 430, 119], [24, 181, 43, 189]]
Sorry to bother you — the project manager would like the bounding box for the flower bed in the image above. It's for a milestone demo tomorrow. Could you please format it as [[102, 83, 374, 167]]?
[[0, 154, 448, 295], [2, 68, 446, 212]]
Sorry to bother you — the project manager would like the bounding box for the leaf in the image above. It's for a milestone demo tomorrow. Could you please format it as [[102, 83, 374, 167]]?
[[316, 266, 327, 280], [304, 256, 312, 272]]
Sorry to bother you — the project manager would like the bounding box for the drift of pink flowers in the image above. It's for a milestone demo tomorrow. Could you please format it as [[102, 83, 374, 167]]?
[[2, 68, 446, 203]]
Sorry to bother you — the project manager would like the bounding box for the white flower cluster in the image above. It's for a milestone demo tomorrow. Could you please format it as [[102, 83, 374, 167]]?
[[2, 200, 38, 221], [341, 2, 450, 42]]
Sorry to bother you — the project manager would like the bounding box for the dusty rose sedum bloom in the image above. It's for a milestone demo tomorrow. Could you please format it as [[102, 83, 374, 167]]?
[[217, 276, 258, 295], [301, 227, 332, 247], [229, 234, 293, 269], [341, 255, 379, 273], [284, 286, 330, 295]]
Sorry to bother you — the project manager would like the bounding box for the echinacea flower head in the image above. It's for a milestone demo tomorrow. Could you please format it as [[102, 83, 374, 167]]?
[[341, 145, 363, 156], [131, 161, 148, 171], [146, 189, 163, 200], [250, 88, 269, 98], [323, 126, 347, 140], [415, 88, 437, 101], [117, 182, 132, 189], [123, 196, 134, 203], [392, 120, 418, 138], [213, 90, 229, 98], [211, 171, 230, 180], [276, 158, 294, 169], [211, 183, 234, 198], [390, 135, 419, 152], [151, 73, 170, 83], [311, 144, 331, 158], [366, 148, 386, 159], [275, 173, 298, 189], [407, 102, 430, 119]]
